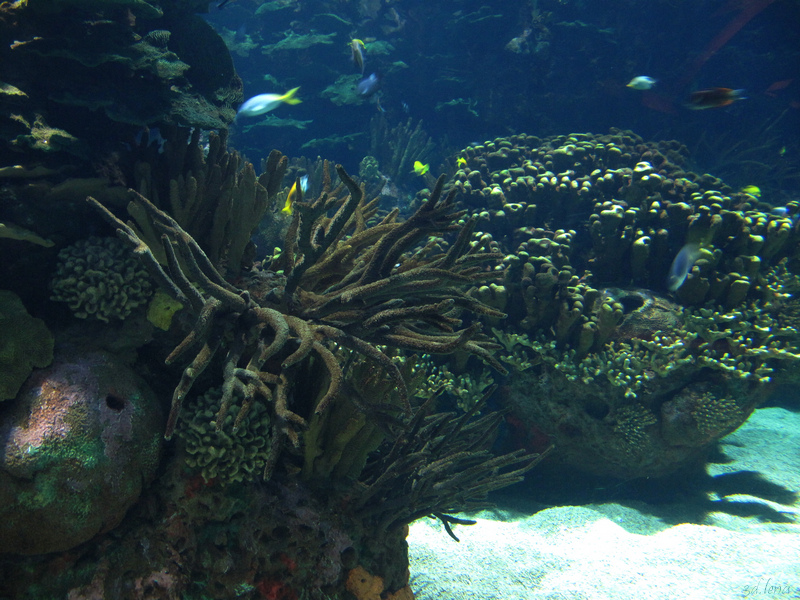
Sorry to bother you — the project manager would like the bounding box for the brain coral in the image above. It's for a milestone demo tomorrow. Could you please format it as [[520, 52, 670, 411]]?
[[176, 386, 272, 485], [50, 235, 154, 322]]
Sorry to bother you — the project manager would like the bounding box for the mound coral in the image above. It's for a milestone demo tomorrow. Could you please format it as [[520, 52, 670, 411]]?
[[450, 129, 800, 478], [0, 351, 162, 555]]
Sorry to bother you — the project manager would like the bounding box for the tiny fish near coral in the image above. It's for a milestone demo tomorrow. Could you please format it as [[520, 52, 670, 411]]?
[[666, 243, 703, 292]]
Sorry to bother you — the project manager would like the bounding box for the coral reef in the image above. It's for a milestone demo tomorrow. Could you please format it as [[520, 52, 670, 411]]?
[[0, 351, 162, 555], [450, 129, 800, 478], [0, 290, 54, 401], [50, 235, 154, 322], [453, 130, 799, 308], [0, 299, 538, 599], [90, 162, 507, 453], [0, 156, 547, 597]]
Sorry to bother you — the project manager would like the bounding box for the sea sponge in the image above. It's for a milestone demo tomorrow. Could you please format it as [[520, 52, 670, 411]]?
[[0, 290, 54, 401], [345, 566, 384, 600], [146, 289, 183, 331], [385, 586, 415, 600], [50, 236, 153, 322]]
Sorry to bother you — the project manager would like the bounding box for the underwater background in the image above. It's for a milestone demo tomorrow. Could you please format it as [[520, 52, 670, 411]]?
[[211, 0, 800, 196], [0, 0, 799, 599]]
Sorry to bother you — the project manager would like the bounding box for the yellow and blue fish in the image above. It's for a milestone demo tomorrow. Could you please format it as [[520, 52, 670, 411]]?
[[282, 175, 309, 215]]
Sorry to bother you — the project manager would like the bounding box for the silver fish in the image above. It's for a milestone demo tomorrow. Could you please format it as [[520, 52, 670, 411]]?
[[357, 73, 381, 97], [667, 243, 703, 292]]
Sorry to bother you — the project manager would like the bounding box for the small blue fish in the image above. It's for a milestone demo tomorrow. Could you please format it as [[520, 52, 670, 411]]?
[[667, 243, 703, 292], [357, 73, 381, 97], [627, 76, 657, 90]]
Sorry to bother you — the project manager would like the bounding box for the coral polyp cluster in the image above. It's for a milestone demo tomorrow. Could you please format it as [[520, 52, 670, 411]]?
[[453, 129, 798, 307], [449, 129, 800, 478]]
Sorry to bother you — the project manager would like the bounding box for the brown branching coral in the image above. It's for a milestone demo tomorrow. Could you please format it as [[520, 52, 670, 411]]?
[[129, 128, 287, 277], [353, 387, 549, 538], [87, 162, 507, 479], [368, 115, 440, 189]]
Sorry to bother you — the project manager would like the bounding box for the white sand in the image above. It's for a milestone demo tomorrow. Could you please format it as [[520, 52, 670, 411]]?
[[409, 407, 800, 600]]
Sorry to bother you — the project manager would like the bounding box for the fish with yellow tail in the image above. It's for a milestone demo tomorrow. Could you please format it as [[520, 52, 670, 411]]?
[[412, 161, 429, 176], [237, 87, 301, 119], [666, 243, 704, 292], [456, 157, 468, 168], [282, 175, 309, 215], [350, 38, 366, 74]]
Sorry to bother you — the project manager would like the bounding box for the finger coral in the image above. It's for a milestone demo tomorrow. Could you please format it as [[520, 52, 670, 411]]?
[[452, 129, 800, 478]]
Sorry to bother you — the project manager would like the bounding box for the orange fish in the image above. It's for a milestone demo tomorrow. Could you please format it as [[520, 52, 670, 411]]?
[[764, 78, 793, 97], [687, 87, 746, 109]]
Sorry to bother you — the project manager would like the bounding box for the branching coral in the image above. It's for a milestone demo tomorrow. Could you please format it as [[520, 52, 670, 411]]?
[[87, 162, 507, 479], [128, 128, 287, 277], [352, 387, 546, 537]]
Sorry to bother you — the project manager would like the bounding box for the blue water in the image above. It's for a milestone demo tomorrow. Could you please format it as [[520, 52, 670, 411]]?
[[206, 0, 799, 193]]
